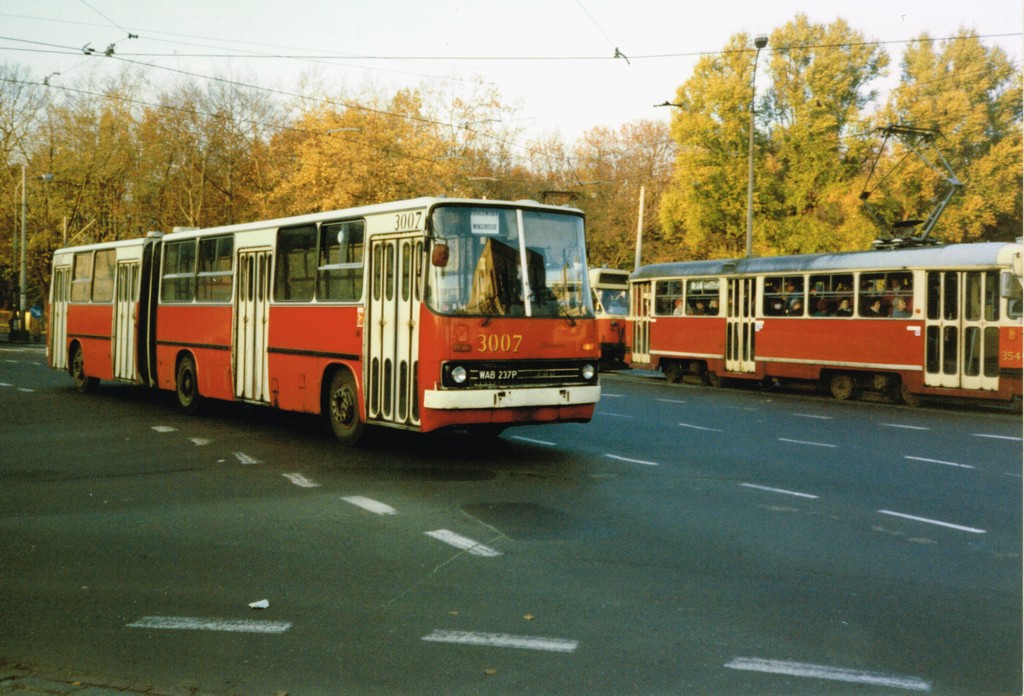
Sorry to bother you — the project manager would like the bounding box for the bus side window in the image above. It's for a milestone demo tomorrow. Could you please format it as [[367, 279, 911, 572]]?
[[91, 249, 116, 303], [318, 220, 365, 302], [274, 225, 317, 302], [161, 240, 197, 303], [196, 236, 234, 302], [71, 251, 94, 303]]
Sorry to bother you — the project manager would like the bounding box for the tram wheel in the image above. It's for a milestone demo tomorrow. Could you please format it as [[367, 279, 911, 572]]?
[[175, 354, 203, 413], [898, 383, 923, 407], [829, 373, 857, 401], [664, 362, 683, 384], [704, 371, 723, 388], [327, 369, 364, 446], [70, 345, 98, 394]]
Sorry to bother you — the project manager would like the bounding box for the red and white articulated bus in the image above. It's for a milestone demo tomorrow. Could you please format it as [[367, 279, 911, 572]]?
[[48, 197, 601, 444], [629, 241, 1023, 405], [588, 267, 631, 370]]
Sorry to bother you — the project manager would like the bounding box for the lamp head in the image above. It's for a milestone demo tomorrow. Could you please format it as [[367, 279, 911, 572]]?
[[754, 34, 768, 49]]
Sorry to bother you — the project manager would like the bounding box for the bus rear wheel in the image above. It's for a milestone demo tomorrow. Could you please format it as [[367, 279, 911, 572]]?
[[327, 370, 364, 446], [176, 355, 203, 413], [70, 345, 98, 393]]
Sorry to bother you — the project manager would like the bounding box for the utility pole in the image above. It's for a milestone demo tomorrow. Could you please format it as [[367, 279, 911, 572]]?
[[745, 34, 768, 258]]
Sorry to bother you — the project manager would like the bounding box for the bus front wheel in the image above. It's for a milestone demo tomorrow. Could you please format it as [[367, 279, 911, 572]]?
[[327, 370, 364, 446]]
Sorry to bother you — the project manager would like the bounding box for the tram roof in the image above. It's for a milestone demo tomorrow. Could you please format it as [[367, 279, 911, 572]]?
[[631, 242, 1022, 280]]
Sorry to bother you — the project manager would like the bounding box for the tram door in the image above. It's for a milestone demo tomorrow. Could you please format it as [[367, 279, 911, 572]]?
[[725, 277, 756, 373], [112, 261, 140, 381], [365, 234, 422, 428], [925, 270, 1000, 391], [631, 281, 651, 365], [49, 265, 72, 370], [234, 248, 272, 402]]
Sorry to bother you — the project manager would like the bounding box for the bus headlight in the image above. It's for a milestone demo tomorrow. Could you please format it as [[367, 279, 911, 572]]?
[[581, 364, 596, 381], [451, 366, 468, 384]]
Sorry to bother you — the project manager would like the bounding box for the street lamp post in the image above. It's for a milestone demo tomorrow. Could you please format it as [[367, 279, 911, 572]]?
[[18, 165, 53, 332], [745, 34, 768, 258]]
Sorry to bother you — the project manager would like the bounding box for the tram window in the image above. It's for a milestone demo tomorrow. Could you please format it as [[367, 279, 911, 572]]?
[[808, 273, 853, 317], [686, 279, 720, 316], [274, 225, 317, 302], [197, 236, 233, 302], [1004, 271, 1023, 320], [161, 240, 197, 303], [71, 251, 94, 303], [318, 220, 364, 302], [860, 271, 912, 317], [764, 275, 804, 316], [91, 249, 116, 303], [943, 273, 959, 319], [965, 273, 982, 321], [655, 280, 683, 316], [984, 270, 999, 321]]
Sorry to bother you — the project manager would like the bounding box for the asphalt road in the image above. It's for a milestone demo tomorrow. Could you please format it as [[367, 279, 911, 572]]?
[[1, 343, 1021, 695]]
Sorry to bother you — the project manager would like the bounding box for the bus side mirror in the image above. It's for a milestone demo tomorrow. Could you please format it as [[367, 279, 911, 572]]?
[[432, 243, 450, 268]]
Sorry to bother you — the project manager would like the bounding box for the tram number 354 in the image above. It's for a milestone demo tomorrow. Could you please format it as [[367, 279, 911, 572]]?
[[477, 333, 523, 353]]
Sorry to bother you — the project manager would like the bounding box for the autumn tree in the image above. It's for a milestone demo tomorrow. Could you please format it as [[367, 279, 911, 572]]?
[[660, 17, 889, 260], [760, 16, 888, 254], [269, 89, 460, 215], [874, 31, 1022, 243], [569, 120, 675, 268], [658, 33, 763, 259]]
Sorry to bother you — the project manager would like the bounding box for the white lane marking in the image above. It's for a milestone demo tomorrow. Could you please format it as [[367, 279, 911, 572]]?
[[793, 413, 833, 420], [342, 496, 397, 515], [233, 452, 260, 465], [740, 483, 819, 499], [601, 393, 626, 398], [127, 616, 291, 634], [679, 422, 723, 432], [878, 510, 986, 534], [778, 438, 836, 448], [425, 530, 502, 557], [283, 473, 320, 488], [657, 398, 687, 404], [598, 412, 635, 419], [422, 630, 578, 653], [725, 657, 930, 692], [904, 455, 976, 470], [881, 423, 930, 431], [973, 433, 1023, 442], [151, 426, 177, 433], [509, 435, 556, 446], [17, 387, 34, 393], [605, 453, 659, 467], [190, 438, 211, 446], [0, 382, 11, 387]]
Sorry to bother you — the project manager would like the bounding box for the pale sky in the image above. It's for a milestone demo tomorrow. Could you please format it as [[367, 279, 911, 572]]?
[[1, 0, 1021, 141]]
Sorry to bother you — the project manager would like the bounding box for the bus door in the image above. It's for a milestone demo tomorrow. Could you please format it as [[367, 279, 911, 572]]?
[[725, 277, 756, 373], [112, 260, 140, 381], [366, 234, 422, 428], [631, 281, 651, 364], [925, 270, 1000, 391], [49, 265, 71, 370], [234, 248, 272, 402]]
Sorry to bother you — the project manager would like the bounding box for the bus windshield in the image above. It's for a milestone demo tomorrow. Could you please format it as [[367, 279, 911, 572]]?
[[426, 205, 592, 318]]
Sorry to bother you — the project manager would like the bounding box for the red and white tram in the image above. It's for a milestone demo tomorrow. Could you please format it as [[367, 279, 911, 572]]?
[[629, 242, 1023, 404], [588, 267, 630, 369], [48, 197, 601, 443]]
